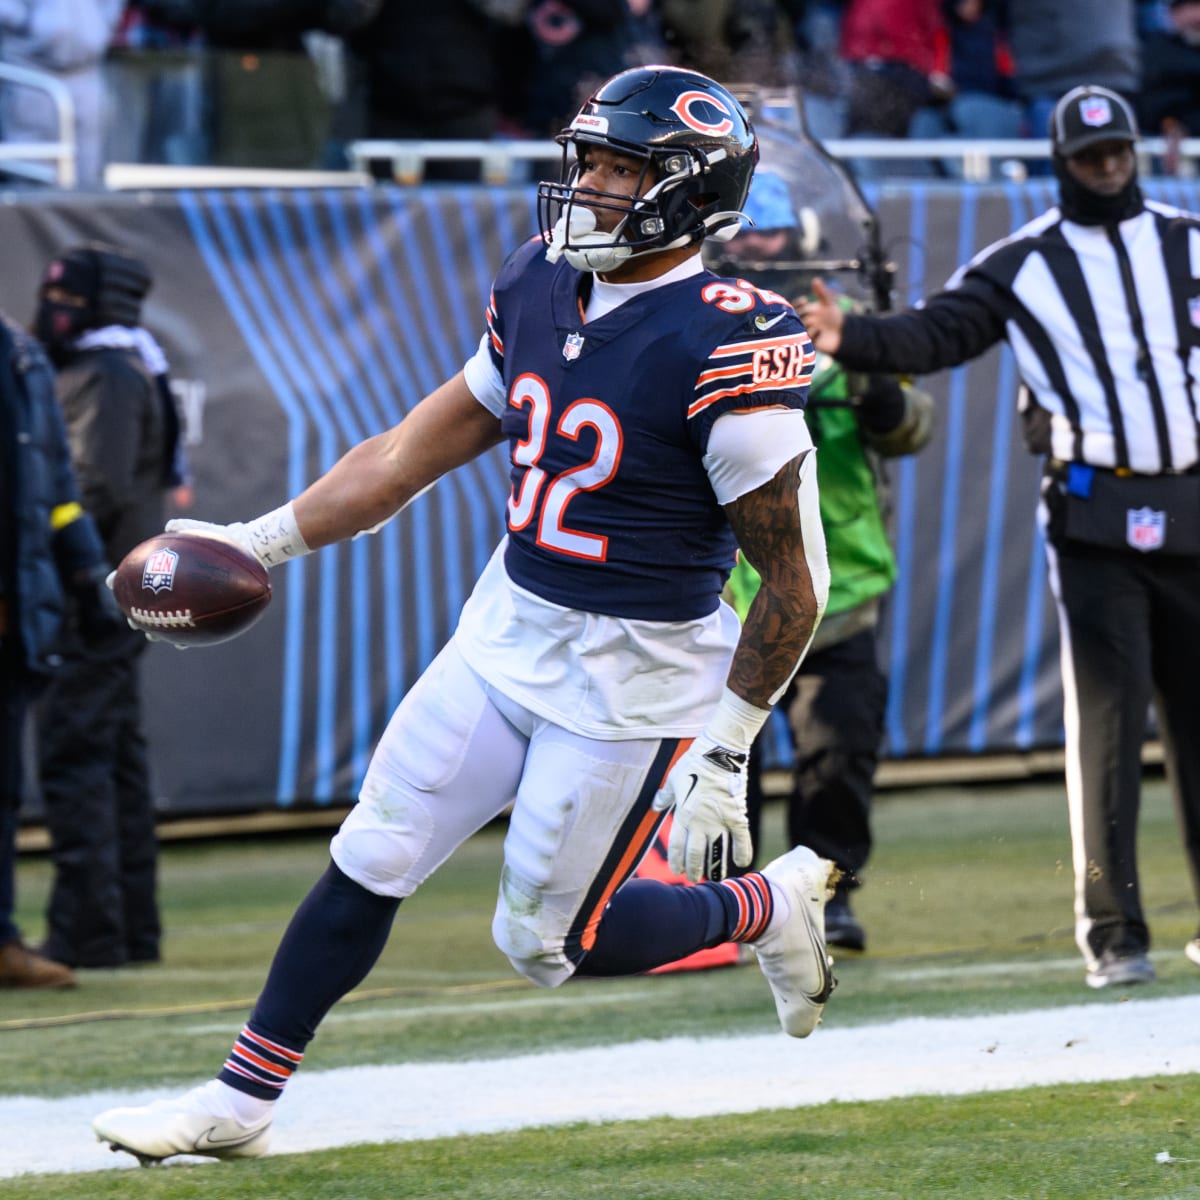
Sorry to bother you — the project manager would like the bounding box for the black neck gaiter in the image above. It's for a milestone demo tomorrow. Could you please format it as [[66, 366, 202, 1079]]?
[[31, 301, 89, 364], [1053, 157, 1145, 226]]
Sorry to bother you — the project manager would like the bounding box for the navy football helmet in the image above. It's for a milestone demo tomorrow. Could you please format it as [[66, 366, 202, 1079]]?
[[538, 66, 759, 274]]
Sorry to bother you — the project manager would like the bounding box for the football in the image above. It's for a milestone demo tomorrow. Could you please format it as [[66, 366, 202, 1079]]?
[[111, 531, 272, 647]]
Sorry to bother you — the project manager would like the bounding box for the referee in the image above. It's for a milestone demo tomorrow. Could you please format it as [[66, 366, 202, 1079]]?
[[799, 84, 1200, 990]]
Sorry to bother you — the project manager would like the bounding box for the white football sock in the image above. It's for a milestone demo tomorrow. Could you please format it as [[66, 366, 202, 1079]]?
[[187, 1078, 274, 1125], [763, 877, 792, 937]]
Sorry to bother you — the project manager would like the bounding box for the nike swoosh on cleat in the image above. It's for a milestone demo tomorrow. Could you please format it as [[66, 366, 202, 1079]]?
[[800, 916, 836, 1004], [194, 1125, 265, 1151]]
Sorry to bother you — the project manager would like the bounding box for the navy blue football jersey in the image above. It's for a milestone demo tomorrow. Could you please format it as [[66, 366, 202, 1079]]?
[[484, 239, 813, 620]]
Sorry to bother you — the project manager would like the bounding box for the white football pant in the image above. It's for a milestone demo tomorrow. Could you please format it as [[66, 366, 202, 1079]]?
[[331, 640, 673, 987]]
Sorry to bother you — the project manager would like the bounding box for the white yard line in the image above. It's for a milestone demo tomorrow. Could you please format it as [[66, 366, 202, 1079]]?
[[3, 994, 1199, 1179]]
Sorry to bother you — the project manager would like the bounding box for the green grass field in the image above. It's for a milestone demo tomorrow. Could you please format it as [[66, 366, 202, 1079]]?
[[4, 775, 1200, 1198]]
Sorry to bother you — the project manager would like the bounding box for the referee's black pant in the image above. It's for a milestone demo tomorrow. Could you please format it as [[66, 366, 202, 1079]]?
[[1045, 535, 1200, 965]]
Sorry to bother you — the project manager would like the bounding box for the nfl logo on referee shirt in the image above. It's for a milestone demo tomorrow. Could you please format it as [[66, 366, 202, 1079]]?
[[563, 331, 585, 361], [143, 548, 179, 592], [1126, 506, 1165, 552]]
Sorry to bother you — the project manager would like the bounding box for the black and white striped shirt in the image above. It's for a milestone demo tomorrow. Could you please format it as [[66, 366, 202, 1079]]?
[[837, 199, 1200, 475]]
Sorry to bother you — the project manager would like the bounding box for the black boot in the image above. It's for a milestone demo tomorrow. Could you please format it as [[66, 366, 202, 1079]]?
[[823, 885, 866, 952]]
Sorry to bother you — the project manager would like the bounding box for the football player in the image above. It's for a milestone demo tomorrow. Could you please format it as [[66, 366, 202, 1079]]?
[[94, 65, 836, 1163]]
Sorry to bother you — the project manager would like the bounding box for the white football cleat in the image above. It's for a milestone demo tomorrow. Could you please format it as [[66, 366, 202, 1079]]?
[[751, 845, 838, 1037], [93, 1087, 272, 1165]]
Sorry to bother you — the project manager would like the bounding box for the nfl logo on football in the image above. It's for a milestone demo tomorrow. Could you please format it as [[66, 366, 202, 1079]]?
[[1126, 506, 1165, 552], [142, 547, 179, 592], [563, 331, 585, 361]]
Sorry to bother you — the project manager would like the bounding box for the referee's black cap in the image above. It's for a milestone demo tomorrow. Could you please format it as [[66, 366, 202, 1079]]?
[[1050, 86, 1139, 158]]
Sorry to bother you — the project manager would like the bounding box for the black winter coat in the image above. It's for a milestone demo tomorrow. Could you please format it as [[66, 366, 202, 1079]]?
[[0, 317, 106, 674]]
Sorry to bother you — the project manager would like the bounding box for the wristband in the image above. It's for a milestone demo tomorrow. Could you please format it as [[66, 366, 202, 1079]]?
[[245, 502, 311, 568], [703, 687, 771, 753]]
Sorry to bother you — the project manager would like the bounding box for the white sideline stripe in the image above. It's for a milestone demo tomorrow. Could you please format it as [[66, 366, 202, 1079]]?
[[3, 994, 1199, 1179]]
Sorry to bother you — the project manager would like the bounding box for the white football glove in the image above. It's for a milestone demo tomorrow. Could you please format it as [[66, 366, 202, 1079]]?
[[653, 733, 753, 883], [652, 688, 771, 883], [165, 517, 258, 562], [106, 505, 309, 651], [167, 503, 310, 570]]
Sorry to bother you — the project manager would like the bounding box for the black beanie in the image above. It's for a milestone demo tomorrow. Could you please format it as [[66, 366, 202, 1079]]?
[[41, 243, 153, 328]]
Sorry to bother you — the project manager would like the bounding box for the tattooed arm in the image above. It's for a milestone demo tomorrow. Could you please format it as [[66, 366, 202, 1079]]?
[[652, 446, 829, 881], [724, 447, 826, 707]]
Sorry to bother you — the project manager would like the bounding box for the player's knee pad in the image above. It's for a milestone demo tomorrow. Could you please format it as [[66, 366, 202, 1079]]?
[[491, 866, 576, 989], [329, 776, 436, 900]]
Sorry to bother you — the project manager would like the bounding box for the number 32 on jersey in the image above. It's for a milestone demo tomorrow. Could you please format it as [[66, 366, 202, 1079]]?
[[506, 372, 621, 562]]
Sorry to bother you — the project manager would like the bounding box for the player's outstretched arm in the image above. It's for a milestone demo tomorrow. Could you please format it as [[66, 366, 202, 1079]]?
[[292, 371, 504, 551], [165, 372, 503, 572]]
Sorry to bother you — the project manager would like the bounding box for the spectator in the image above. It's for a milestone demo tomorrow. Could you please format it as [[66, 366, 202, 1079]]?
[[522, 0, 665, 138], [0, 0, 125, 188], [157, 0, 345, 169], [32, 243, 179, 971], [1007, 0, 1140, 144], [798, 85, 1200, 989], [908, 0, 1025, 178], [1139, 0, 1200, 174], [0, 310, 120, 989], [117, 0, 381, 170], [660, 0, 807, 90], [104, 3, 209, 168], [339, 0, 511, 180], [790, 0, 851, 142], [837, 0, 948, 178]]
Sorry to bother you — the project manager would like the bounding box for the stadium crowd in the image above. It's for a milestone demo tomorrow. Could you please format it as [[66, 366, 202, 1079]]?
[[0, 0, 1197, 187]]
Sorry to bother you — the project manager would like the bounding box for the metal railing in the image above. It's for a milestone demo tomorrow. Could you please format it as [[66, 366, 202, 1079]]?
[[345, 138, 561, 186], [0, 62, 76, 188], [343, 135, 1200, 186], [103, 163, 372, 191], [82, 134, 1200, 192]]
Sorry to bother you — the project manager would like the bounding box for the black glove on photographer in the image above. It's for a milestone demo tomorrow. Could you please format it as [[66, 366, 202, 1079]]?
[[856, 374, 907, 435], [72, 569, 131, 653]]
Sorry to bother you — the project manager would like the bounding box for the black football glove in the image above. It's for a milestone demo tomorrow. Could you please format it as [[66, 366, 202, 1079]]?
[[72, 570, 130, 653]]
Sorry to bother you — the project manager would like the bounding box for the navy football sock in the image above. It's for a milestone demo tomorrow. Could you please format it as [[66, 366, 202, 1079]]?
[[218, 861, 400, 1099], [575, 876, 768, 976]]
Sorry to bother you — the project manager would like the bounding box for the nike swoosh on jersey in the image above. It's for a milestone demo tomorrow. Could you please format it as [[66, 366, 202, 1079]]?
[[754, 312, 788, 331]]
